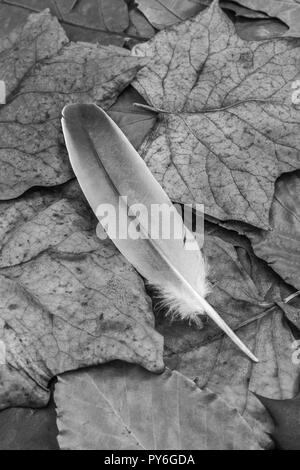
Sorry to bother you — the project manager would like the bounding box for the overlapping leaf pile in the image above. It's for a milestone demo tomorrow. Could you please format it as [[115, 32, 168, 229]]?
[[0, 0, 300, 451]]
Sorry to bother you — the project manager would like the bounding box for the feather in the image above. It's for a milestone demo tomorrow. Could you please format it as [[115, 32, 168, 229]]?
[[61, 103, 258, 363]]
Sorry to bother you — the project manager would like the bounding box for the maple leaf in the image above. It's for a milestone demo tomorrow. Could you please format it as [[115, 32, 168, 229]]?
[[131, 0, 300, 229], [0, 181, 164, 410], [156, 227, 300, 448], [0, 9, 146, 200], [55, 363, 261, 450]]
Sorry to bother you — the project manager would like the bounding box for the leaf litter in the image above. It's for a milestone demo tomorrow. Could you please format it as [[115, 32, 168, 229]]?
[[0, 9, 146, 200], [0, 0, 299, 450], [0, 181, 164, 409]]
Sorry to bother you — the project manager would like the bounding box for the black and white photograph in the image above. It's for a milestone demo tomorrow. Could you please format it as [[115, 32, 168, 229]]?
[[0, 0, 300, 452]]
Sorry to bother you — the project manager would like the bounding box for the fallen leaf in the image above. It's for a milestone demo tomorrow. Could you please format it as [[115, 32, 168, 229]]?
[[0, 181, 164, 410], [108, 86, 157, 150], [156, 227, 300, 448], [0, 401, 58, 450], [136, 0, 208, 30], [131, 1, 300, 229], [126, 8, 156, 40], [54, 0, 129, 44], [246, 172, 300, 293], [257, 392, 300, 450], [235, 17, 289, 41], [221, 1, 269, 19], [0, 2, 32, 40], [0, 9, 145, 200], [226, 0, 300, 37], [279, 299, 300, 331], [135, 0, 270, 31], [55, 363, 261, 450], [0, 0, 131, 44]]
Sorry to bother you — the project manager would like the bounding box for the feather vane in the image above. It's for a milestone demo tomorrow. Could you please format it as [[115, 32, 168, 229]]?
[[62, 103, 258, 363]]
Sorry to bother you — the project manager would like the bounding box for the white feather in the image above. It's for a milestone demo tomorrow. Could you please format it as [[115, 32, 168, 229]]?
[[61, 103, 258, 363]]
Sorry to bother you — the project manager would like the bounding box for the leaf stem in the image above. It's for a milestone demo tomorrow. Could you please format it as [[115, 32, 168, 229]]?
[[69, 0, 80, 11], [202, 289, 300, 346], [134, 98, 280, 115], [166, 289, 300, 359], [284, 290, 300, 303], [165, 305, 277, 359], [133, 103, 169, 113]]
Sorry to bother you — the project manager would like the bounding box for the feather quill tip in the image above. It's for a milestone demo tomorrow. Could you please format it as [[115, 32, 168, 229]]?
[[148, 283, 259, 363]]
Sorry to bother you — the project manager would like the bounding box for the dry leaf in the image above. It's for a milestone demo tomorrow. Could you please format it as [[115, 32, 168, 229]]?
[[54, 0, 129, 44], [0, 402, 58, 450], [221, 1, 269, 19], [126, 8, 156, 40], [156, 228, 300, 448], [257, 391, 300, 450], [235, 17, 289, 41], [55, 363, 261, 450], [246, 172, 300, 292], [227, 0, 300, 37], [108, 86, 157, 150], [279, 299, 300, 330], [0, 9, 145, 200], [0, 0, 130, 44], [136, 0, 207, 30], [135, 0, 270, 31], [0, 181, 164, 409], [131, 1, 300, 229]]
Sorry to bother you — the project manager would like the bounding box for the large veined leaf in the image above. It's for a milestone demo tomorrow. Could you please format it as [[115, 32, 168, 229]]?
[[156, 227, 300, 448], [55, 363, 261, 450], [0, 9, 145, 200], [0, 181, 164, 410], [131, 1, 300, 229]]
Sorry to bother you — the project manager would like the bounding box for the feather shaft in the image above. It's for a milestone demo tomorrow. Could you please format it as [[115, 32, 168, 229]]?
[[62, 103, 258, 363]]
